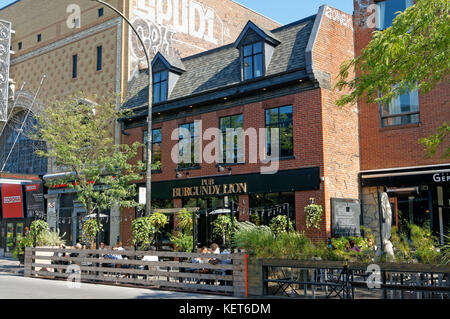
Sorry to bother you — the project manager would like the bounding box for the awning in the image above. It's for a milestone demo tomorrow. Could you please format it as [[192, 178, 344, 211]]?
[[360, 164, 450, 187]]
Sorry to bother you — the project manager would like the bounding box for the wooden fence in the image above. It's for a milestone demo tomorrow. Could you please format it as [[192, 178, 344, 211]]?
[[24, 247, 247, 297], [248, 259, 450, 299]]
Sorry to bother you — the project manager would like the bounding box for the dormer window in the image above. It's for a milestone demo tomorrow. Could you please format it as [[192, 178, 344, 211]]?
[[243, 42, 264, 80], [234, 21, 281, 82], [153, 70, 168, 103], [151, 52, 186, 104]]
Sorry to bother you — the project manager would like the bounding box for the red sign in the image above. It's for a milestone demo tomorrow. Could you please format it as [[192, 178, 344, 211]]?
[[2, 184, 24, 219]]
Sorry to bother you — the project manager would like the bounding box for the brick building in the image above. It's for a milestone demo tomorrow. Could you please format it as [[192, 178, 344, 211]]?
[[120, 5, 359, 246], [354, 0, 450, 245], [0, 0, 278, 254]]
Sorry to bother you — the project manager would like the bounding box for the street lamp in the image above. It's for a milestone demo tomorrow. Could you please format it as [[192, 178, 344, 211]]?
[[89, 0, 153, 217]]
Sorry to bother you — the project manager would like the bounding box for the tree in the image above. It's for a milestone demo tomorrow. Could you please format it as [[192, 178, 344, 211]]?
[[33, 93, 146, 245], [336, 0, 449, 157]]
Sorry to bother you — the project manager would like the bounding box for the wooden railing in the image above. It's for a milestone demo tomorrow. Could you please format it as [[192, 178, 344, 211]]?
[[24, 247, 247, 297], [248, 259, 450, 299]]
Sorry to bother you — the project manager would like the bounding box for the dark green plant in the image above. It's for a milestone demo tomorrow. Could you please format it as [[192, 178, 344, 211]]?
[[132, 217, 154, 250], [177, 208, 193, 235], [212, 215, 237, 246], [170, 232, 193, 253], [304, 204, 323, 229], [81, 219, 103, 248], [269, 215, 288, 236]]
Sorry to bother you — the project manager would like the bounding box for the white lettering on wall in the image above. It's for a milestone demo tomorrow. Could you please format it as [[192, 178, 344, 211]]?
[[324, 6, 353, 30], [130, 0, 225, 68]]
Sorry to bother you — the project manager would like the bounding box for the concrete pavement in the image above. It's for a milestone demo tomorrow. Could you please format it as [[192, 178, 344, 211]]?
[[0, 257, 23, 276], [0, 273, 231, 299]]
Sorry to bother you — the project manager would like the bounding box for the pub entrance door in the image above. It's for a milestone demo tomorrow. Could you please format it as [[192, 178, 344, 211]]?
[[184, 196, 237, 248]]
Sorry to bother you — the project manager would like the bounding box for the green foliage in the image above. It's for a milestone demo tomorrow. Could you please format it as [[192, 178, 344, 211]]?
[[149, 212, 168, 233], [250, 213, 261, 226], [30, 220, 49, 244], [336, 0, 449, 107], [335, 0, 450, 158], [13, 224, 65, 258], [409, 223, 441, 264], [304, 204, 323, 229], [212, 215, 237, 246], [420, 123, 450, 159], [132, 217, 154, 250], [81, 219, 103, 247], [170, 232, 194, 253], [390, 226, 412, 262], [233, 221, 446, 264], [442, 231, 450, 265], [177, 208, 193, 235], [33, 93, 145, 216], [269, 215, 288, 236]]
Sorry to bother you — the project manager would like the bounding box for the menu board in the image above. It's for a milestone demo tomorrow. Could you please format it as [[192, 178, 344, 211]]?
[[331, 198, 361, 237], [25, 183, 44, 218]]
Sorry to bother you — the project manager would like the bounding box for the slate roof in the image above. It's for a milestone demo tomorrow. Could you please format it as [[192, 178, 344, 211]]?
[[123, 15, 316, 110]]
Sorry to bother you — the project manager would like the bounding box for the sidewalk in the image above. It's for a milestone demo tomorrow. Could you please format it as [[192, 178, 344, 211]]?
[[0, 257, 23, 276]]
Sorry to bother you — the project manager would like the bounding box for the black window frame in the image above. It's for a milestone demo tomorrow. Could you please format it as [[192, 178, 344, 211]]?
[[72, 54, 78, 79], [242, 41, 265, 81], [219, 114, 244, 164], [18, 42, 22, 50], [379, 89, 420, 127], [152, 70, 169, 104], [265, 105, 294, 158], [96, 45, 102, 71], [98, 8, 104, 17], [37, 34, 42, 42], [178, 122, 200, 169], [143, 129, 162, 169]]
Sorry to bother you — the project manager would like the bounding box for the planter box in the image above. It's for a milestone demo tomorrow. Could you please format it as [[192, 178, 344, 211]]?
[[34, 246, 59, 273]]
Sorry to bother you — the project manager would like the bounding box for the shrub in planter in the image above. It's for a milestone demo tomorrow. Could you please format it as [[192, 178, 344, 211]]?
[[170, 232, 194, 253], [269, 215, 294, 236], [132, 217, 154, 250], [81, 219, 104, 248]]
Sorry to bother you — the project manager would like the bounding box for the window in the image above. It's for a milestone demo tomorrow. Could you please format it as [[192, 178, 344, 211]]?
[[378, 0, 414, 30], [242, 42, 264, 80], [178, 122, 200, 169], [265, 106, 294, 158], [98, 8, 104, 17], [96, 46, 102, 71], [72, 54, 78, 78], [37, 34, 42, 42], [0, 111, 48, 175], [153, 70, 168, 103], [219, 114, 243, 163], [144, 129, 162, 168], [18, 42, 22, 50], [381, 88, 419, 127]]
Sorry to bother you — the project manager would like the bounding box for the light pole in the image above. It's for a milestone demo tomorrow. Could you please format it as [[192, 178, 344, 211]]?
[[90, 0, 153, 217]]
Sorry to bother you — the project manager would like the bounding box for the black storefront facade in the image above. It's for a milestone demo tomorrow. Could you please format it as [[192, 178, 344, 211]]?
[[360, 163, 450, 245], [0, 173, 45, 256], [136, 167, 321, 247]]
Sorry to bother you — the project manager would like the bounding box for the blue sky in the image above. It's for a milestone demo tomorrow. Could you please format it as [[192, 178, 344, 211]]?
[[0, 0, 354, 24], [234, 0, 354, 24]]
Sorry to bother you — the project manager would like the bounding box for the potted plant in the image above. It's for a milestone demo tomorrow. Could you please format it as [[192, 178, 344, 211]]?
[[304, 204, 323, 230]]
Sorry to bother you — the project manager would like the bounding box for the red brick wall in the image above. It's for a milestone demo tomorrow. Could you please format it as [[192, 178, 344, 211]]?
[[354, 0, 450, 170], [308, 6, 360, 240]]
